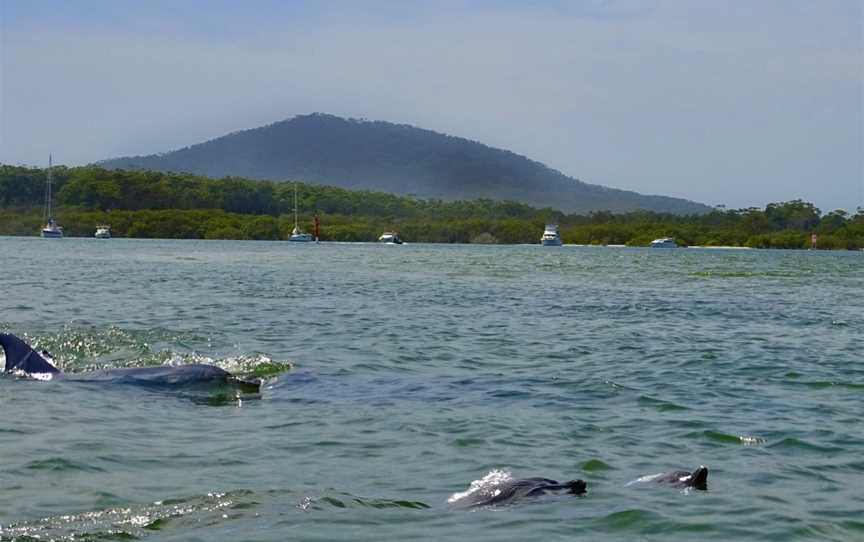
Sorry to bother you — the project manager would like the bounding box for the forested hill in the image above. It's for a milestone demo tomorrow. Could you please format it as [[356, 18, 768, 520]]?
[[98, 113, 710, 215]]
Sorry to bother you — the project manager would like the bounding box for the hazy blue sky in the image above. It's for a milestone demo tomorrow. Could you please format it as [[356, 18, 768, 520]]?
[[1, 0, 861, 211]]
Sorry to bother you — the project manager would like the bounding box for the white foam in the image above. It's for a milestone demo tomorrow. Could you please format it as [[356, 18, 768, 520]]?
[[9, 369, 55, 381], [447, 469, 512, 504]]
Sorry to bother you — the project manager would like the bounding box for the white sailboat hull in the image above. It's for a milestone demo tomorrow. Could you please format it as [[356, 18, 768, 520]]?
[[41, 228, 63, 239]]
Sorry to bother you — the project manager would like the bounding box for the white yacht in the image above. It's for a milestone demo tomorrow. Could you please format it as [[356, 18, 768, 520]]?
[[378, 232, 403, 244], [288, 182, 314, 242], [95, 225, 111, 239], [40, 155, 63, 238], [541, 224, 562, 246], [650, 237, 678, 248]]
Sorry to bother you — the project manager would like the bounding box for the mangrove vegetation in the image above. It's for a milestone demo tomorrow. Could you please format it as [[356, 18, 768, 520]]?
[[1, 164, 862, 249]]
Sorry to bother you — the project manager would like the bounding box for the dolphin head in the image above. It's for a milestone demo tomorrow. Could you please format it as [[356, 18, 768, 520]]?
[[0, 333, 61, 375], [689, 466, 708, 490], [564, 479, 587, 495]]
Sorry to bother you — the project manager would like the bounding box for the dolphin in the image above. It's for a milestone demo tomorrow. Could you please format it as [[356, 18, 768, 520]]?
[[0, 333, 260, 393], [651, 466, 708, 490], [449, 476, 587, 508]]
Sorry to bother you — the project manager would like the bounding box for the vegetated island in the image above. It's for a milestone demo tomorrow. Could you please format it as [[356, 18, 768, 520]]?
[[1, 164, 862, 249]]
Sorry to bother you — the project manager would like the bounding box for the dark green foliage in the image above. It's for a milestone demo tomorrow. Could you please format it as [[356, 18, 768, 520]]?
[[97, 113, 710, 215], [764, 200, 821, 231], [0, 165, 72, 206], [1, 163, 862, 248]]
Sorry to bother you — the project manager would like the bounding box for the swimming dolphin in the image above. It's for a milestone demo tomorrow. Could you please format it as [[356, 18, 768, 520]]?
[[450, 477, 587, 508], [652, 466, 708, 490], [0, 333, 260, 392]]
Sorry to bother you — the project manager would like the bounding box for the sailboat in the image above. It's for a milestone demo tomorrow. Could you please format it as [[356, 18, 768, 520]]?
[[288, 182, 313, 242], [41, 155, 63, 238]]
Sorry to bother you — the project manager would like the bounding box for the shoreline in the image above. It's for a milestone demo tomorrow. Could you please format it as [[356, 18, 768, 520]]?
[[3, 235, 862, 252]]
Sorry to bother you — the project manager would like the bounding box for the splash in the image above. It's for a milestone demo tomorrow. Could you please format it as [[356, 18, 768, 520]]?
[[2, 327, 292, 381], [0, 490, 254, 540], [738, 435, 766, 446], [9, 369, 55, 381], [447, 469, 512, 504]]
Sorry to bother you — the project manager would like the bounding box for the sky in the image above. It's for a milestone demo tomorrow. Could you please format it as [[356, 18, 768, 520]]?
[[1, 0, 861, 212]]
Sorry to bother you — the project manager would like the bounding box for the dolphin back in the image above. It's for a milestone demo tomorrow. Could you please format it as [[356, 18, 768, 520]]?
[[68, 364, 261, 392], [654, 466, 709, 489], [458, 477, 587, 507], [0, 333, 61, 375], [2, 333, 261, 392]]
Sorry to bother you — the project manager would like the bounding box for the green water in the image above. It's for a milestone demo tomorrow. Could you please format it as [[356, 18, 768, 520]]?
[[1, 238, 862, 541]]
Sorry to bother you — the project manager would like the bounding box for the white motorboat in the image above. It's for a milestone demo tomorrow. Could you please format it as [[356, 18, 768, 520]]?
[[650, 237, 678, 248], [40, 155, 63, 238], [541, 224, 562, 246], [288, 182, 314, 242], [378, 231, 403, 244], [95, 225, 111, 239]]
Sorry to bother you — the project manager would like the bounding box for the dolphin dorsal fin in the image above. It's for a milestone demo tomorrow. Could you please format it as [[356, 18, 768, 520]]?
[[0, 333, 61, 374]]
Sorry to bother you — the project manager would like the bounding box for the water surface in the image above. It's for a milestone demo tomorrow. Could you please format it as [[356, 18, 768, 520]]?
[[1, 238, 862, 541]]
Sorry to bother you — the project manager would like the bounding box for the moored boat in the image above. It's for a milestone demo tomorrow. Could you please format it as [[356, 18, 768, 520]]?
[[650, 237, 677, 248], [288, 226, 313, 242], [541, 224, 562, 246], [41, 219, 63, 239], [95, 225, 111, 239], [378, 232, 403, 244], [40, 155, 63, 238], [288, 182, 314, 242]]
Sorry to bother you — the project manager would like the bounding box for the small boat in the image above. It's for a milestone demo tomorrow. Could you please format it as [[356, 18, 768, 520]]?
[[378, 232, 403, 244], [95, 225, 111, 239], [40, 155, 63, 238], [288, 182, 314, 242], [41, 218, 63, 239], [541, 224, 562, 246], [650, 237, 677, 248], [288, 226, 313, 242]]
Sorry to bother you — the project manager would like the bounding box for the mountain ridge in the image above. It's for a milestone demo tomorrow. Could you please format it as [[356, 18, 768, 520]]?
[[98, 113, 711, 215]]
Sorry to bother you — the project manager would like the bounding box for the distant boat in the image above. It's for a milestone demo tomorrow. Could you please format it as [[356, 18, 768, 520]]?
[[289, 226, 313, 242], [541, 224, 562, 246], [379, 232, 403, 244], [288, 182, 314, 242], [40, 155, 63, 239], [650, 238, 677, 248], [95, 225, 111, 239]]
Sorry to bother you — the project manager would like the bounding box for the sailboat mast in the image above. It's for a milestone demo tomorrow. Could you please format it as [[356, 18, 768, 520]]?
[[48, 154, 53, 220], [44, 154, 53, 223], [294, 182, 299, 229]]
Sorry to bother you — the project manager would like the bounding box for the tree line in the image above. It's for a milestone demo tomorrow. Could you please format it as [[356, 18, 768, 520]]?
[[1, 164, 862, 248]]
